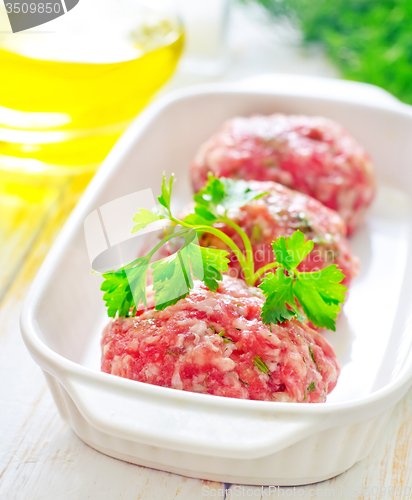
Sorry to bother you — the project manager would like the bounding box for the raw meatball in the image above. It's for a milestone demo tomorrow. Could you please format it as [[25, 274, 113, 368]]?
[[195, 180, 359, 287], [101, 276, 340, 403], [190, 114, 376, 234]]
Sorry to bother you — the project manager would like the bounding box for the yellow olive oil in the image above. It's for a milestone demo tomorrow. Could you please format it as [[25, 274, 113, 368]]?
[[0, 7, 184, 171]]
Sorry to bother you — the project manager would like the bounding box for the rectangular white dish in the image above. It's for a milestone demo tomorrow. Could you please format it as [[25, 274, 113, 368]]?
[[21, 75, 412, 485]]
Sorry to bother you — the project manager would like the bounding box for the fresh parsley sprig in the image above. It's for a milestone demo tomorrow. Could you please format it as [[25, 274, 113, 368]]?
[[99, 173, 347, 330], [259, 231, 347, 331]]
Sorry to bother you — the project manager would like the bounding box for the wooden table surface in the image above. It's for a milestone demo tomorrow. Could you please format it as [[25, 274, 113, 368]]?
[[2, 5, 412, 499]]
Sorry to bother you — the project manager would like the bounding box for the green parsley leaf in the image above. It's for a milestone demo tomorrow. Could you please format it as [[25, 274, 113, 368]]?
[[197, 246, 229, 292], [183, 207, 216, 226], [219, 176, 267, 211], [186, 174, 266, 225], [157, 172, 174, 215], [192, 174, 226, 220], [259, 268, 305, 324], [253, 355, 270, 374], [179, 234, 229, 292], [151, 232, 229, 310], [272, 230, 314, 271], [294, 265, 347, 331], [131, 208, 162, 234], [101, 255, 151, 318], [151, 252, 192, 311], [101, 270, 133, 318], [303, 265, 347, 306], [259, 231, 346, 330]]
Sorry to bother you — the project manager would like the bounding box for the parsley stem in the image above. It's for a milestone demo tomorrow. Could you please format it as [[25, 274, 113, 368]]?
[[178, 251, 191, 289], [194, 226, 252, 283], [222, 217, 255, 283], [148, 228, 190, 259], [174, 218, 252, 282], [252, 261, 281, 284]]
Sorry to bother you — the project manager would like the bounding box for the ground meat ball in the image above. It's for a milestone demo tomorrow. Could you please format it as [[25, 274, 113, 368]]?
[[101, 277, 340, 403], [193, 180, 359, 287], [190, 114, 376, 234]]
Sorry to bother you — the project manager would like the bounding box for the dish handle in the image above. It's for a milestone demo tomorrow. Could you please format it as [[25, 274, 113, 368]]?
[[56, 369, 327, 460]]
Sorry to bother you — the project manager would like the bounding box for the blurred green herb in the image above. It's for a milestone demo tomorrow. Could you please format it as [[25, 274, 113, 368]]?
[[240, 0, 412, 104]]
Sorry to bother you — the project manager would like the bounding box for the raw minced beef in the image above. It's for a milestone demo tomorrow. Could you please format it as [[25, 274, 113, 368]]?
[[101, 276, 340, 403], [192, 180, 359, 287], [190, 114, 376, 234]]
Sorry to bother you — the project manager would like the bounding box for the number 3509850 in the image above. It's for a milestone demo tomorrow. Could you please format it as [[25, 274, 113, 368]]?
[[5, 3, 62, 14]]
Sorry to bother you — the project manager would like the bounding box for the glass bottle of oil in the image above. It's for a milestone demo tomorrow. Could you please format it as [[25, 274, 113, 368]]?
[[0, 0, 184, 174]]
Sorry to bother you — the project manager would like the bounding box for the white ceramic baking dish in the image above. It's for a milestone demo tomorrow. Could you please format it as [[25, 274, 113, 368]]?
[[21, 75, 412, 486]]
